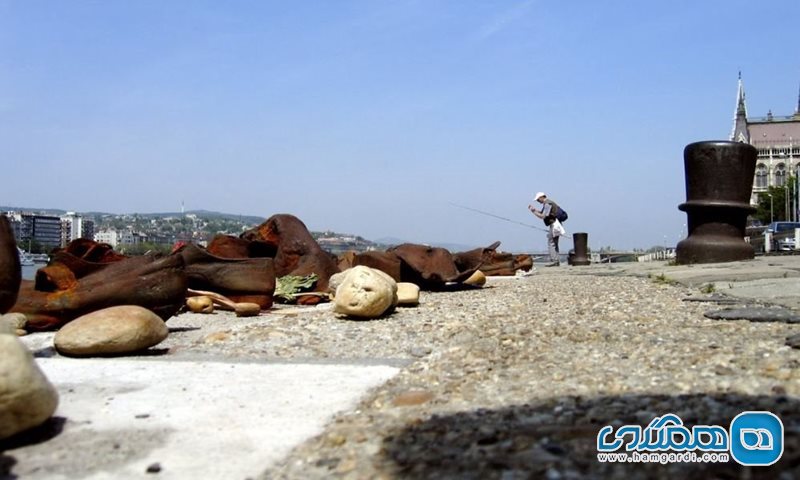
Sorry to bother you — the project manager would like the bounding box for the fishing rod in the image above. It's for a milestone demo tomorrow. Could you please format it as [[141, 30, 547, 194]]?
[[447, 201, 571, 241]]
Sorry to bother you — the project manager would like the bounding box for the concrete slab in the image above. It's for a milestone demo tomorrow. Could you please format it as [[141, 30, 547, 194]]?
[[532, 255, 800, 309], [4, 357, 399, 480], [710, 277, 800, 309], [543, 256, 797, 282]]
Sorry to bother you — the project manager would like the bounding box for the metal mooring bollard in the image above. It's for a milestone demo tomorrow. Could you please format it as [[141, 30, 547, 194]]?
[[676, 141, 757, 264], [568, 232, 591, 266]]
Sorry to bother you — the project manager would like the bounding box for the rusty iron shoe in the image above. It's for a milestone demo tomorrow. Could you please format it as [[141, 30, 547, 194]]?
[[33, 239, 129, 292], [0, 215, 21, 313], [178, 243, 275, 309], [241, 214, 339, 305], [477, 252, 533, 276], [337, 250, 403, 282], [12, 253, 188, 331]]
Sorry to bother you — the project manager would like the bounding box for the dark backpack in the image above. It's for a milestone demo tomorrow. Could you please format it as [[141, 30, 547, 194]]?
[[556, 208, 568, 223]]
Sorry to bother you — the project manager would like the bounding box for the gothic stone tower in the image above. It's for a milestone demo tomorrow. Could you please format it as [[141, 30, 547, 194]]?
[[730, 74, 800, 207]]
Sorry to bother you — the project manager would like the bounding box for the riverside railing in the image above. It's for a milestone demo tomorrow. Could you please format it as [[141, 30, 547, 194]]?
[[636, 249, 677, 263]]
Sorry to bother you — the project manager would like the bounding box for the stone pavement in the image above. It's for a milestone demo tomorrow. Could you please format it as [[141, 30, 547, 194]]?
[[558, 255, 800, 309], [3, 358, 398, 480], [2, 254, 799, 479]]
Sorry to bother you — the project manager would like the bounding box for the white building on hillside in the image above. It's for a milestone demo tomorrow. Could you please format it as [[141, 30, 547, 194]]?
[[94, 228, 145, 248], [94, 229, 120, 247], [61, 212, 95, 246]]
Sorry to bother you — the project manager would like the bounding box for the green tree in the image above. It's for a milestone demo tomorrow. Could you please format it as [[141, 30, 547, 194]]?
[[26, 239, 45, 254], [111, 218, 126, 229], [754, 176, 796, 225]]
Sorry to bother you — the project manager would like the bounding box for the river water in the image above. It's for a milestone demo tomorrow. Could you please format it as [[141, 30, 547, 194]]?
[[22, 263, 40, 281]]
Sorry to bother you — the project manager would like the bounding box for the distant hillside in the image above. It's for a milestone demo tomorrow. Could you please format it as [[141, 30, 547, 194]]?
[[86, 210, 267, 225], [2, 206, 266, 226], [373, 236, 408, 247], [1, 206, 68, 216], [2, 206, 478, 252]]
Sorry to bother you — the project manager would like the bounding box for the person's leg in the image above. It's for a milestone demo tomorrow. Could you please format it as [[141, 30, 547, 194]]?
[[547, 231, 559, 265]]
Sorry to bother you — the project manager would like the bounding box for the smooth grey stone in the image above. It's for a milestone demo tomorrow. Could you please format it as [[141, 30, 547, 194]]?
[[682, 294, 740, 304], [704, 307, 800, 323]]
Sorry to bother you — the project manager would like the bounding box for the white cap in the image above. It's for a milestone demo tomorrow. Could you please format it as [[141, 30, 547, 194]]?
[[534, 192, 546, 201]]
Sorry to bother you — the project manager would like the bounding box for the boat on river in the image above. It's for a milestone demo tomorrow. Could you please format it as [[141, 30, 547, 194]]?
[[17, 247, 35, 266], [31, 253, 50, 263]]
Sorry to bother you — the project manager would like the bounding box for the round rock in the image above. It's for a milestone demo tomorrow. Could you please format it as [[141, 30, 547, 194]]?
[[0, 320, 13, 335], [463, 270, 486, 287], [0, 335, 59, 440], [54, 305, 169, 357], [334, 266, 398, 319], [0, 313, 27, 332], [328, 271, 347, 296], [186, 296, 214, 314], [396, 282, 420, 306]]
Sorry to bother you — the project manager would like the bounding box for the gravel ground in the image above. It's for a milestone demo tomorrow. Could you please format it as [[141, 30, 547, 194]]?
[[161, 271, 800, 479]]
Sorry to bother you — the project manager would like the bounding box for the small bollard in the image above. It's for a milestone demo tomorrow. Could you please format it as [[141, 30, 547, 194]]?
[[568, 232, 591, 266], [676, 141, 757, 264], [764, 232, 772, 253]]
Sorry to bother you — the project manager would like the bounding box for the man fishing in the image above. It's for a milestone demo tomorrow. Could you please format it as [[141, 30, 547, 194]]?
[[528, 192, 568, 267]]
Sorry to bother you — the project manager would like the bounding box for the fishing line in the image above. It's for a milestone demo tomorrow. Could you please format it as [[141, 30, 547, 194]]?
[[447, 201, 572, 241]]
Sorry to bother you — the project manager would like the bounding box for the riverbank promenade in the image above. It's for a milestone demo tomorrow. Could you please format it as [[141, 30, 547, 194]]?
[[5, 256, 800, 479]]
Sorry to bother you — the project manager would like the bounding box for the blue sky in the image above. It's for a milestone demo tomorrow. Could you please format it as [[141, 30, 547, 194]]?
[[2, 1, 799, 251]]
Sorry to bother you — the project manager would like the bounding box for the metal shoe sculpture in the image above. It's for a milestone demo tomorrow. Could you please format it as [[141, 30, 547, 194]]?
[[388, 243, 487, 290], [241, 214, 339, 305], [12, 253, 188, 331], [177, 242, 275, 309], [336, 250, 403, 282], [206, 234, 276, 259], [35, 240, 128, 292], [473, 251, 533, 276], [0, 215, 21, 313], [452, 241, 501, 275]]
